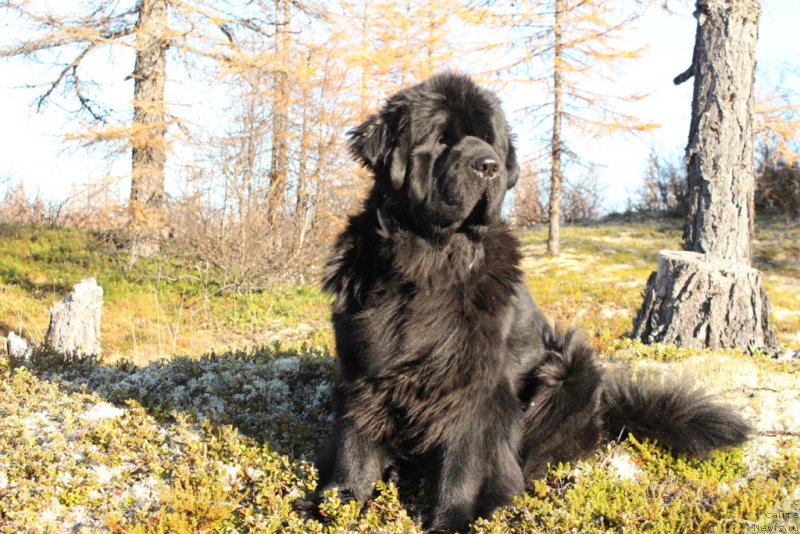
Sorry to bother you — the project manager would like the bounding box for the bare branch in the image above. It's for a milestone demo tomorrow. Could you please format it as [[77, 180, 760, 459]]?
[[72, 65, 106, 123], [218, 23, 235, 43], [35, 43, 95, 112]]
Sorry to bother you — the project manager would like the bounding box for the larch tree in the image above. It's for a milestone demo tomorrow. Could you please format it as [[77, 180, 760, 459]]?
[[472, 0, 658, 256], [0, 0, 277, 256], [327, 0, 461, 215], [753, 88, 800, 215], [177, 1, 355, 288], [130, 0, 168, 257], [632, 0, 775, 351], [337, 0, 459, 114], [266, 0, 291, 224], [755, 87, 800, 166]]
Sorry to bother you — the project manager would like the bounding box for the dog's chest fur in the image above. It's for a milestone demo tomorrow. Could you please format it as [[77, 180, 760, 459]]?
[[324, 217, 523, 451]]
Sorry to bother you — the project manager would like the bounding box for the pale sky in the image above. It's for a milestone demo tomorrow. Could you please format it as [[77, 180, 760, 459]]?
[[0, 1, 798, 212]]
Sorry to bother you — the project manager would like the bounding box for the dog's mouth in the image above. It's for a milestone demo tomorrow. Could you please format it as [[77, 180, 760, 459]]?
[[457, 193, 489, 233]]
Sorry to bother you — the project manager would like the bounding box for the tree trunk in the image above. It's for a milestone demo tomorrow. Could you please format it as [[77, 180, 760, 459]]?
[[129, 0, 168, 257], [632, 0, 775, 351], [426, 0, 435, 78], [682, 0, 757, 262], [267, 0, 290, 223], [547, 0, 563, 257], [359, 4, 369, 116]]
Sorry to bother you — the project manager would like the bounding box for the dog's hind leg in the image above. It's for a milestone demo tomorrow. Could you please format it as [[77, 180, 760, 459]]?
[[519, 330, 603, 479]]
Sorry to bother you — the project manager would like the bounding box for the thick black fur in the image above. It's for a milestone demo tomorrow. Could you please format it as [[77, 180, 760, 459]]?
[[315, 73, 750, 532]]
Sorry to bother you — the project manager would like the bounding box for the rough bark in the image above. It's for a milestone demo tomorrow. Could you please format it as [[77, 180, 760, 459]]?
[[547, 0, 563, 257], [682, 0, 759, 262], [129, 0, 168, 257], [632, 0, 775, 351], [632, 251, 774, 350], [46, 278, 103, 358]]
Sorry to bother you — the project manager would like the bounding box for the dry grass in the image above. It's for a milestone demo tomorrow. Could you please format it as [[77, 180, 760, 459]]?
[[2, 216, 797, 364], [520, 216, 800, 348], [0, 224, 332, 364]]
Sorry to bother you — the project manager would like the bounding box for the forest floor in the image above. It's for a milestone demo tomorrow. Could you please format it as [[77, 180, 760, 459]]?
[[1, 217, 799, 532]]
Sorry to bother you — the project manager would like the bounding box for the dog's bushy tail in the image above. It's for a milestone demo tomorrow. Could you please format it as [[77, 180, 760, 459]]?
[[520, 329, 751, 479], [601, 366, 751, 456]]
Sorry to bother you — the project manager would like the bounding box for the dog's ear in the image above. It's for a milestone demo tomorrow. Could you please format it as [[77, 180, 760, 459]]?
[[505, 135, 520, 190], [348, 114, 387, 170], [347, 105, 408, 191], [388, 129, 409, 191]]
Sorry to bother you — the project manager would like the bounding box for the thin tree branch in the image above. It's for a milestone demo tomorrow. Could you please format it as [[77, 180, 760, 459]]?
[[35, 43, 95, 112], [72, 66, 106, 123]]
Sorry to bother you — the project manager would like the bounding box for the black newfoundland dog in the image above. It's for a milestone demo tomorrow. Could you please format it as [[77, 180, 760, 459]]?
[[315, 73, 749, 531]]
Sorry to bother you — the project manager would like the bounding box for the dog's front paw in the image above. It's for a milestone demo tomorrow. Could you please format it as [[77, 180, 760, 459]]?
[[308, 485, 366, 522]]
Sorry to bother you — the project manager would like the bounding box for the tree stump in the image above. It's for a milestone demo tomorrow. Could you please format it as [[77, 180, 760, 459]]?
[[46, 278, 103, 358], [632, 250, 774, 352]]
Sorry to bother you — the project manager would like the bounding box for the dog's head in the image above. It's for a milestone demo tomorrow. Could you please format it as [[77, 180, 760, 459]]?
[[348, 73, 519, 241]]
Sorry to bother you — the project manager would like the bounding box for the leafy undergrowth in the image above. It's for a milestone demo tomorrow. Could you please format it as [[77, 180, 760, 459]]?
[[2, 343, 799, 533], [476, 440, 800, 533]]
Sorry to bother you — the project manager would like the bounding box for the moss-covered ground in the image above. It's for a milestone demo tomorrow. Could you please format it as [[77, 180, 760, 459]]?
[[1, 217, 799, 532]]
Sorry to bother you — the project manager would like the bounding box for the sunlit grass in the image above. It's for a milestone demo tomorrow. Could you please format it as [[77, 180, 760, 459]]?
[[0, 223, 332, 363], [519, 216, 799, 348]]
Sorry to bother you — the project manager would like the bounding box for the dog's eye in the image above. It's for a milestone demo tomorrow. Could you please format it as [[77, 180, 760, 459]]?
[[436, 137, 449, 147]]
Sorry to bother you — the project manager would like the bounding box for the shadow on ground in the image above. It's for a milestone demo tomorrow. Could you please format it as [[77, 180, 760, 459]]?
[[20, 345, 337, 461]]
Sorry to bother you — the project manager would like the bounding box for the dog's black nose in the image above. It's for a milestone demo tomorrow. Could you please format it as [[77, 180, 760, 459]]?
[[471, 155, 499, 179]]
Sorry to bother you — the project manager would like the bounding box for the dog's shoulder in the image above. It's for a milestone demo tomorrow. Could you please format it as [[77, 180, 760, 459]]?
[[482, 224, 523, 282], [323, 210, 390, 310]]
